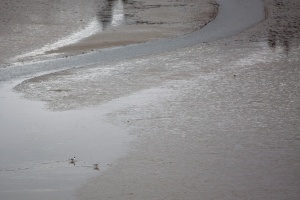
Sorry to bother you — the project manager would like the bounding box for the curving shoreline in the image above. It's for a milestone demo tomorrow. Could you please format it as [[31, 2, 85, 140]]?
[[1, 0, 217, 67], [2, 0, 300, 200], [0, 0, 264, 83]]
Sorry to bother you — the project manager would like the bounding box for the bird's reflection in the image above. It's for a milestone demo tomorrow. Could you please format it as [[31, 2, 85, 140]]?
[[97, 0, 129, 30], [266, 4, 299, 54], [267, 28, 292, 54]]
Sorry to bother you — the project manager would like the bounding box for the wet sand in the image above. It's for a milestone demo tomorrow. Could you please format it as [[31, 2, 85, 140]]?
[[10, 0, 300, 200], [0, 0, 220, 199], [0, 0, 101, 66], [78, 0, 300, 198], [0, 0, 216, 66], [48, 0, 217, 55]]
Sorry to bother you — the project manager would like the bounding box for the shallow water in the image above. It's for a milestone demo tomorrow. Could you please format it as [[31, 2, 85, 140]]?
[[0, 80, 132, 200]]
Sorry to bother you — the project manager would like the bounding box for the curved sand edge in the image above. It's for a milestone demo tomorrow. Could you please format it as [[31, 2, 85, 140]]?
[[7, 0, 218, 65], [48, 0, 218, 54]]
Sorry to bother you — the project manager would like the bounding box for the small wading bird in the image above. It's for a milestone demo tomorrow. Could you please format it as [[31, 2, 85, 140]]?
[[69, 157, 76, 165], [93, 163, 99, 170]]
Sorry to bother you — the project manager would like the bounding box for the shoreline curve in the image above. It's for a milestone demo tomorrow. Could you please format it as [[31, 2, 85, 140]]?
[[0, 0, 265, 83]]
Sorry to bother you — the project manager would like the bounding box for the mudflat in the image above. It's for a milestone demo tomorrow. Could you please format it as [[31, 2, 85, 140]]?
[[13, 0, 300, 200], [0, 0, 216, 66], [48, 0, 217, 55]]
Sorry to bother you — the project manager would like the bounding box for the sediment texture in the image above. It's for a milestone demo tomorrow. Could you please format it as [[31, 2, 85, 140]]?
[[14, 0, 300, 199]]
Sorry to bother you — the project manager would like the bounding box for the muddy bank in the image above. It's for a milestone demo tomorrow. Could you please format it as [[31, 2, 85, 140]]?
[[0, 0, 217, 66], [48, 0, 217, 55]]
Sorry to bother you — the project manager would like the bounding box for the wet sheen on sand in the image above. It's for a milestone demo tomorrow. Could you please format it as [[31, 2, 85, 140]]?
[[3, 0, 298, 200], [0, 80, 132, 200]]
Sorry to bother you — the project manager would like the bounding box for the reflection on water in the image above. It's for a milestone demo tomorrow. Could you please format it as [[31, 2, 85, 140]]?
[[97, 0, 127, 30], [267, 26, 293, 54], [267, 3, 300, 54]]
